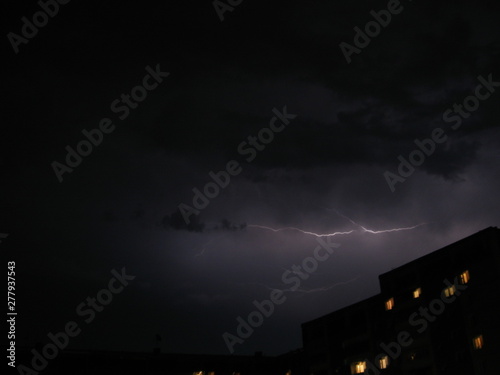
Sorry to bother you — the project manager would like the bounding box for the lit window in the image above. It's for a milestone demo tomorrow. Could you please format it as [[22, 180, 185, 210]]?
[[379, 355, 389, 369], [193, 372, 204, 375], [385, 298, 394, 310], [473, 335, 484, 350], [413, 288, 422, 298], [351, 361, 367, 374], [285, 371, 292, 375], [460, 270, 470, 284], [443, 285, 456, 297]]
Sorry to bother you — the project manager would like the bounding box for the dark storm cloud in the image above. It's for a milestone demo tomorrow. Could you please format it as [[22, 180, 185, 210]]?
[[421, 138, 481, 180], [162, 210, 205, 232], [87, 0, 498, 182], [161, 210, 246, 233], [7, 0, 498, 180]]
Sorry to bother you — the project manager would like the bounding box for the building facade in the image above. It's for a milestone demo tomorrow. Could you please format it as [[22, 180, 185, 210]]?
[[302, 227, 500, 375]]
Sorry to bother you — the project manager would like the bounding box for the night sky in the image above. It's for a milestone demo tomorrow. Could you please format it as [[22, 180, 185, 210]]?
[[3, 0, 500, 358]]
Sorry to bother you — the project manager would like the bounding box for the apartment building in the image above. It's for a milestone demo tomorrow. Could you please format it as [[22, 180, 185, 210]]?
[[302, 226, 500, 375]]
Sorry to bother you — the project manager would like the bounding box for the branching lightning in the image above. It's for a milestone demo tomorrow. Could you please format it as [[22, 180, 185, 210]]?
[[241, 277, 359, 295], [293, 276, 359, 294], [248, 209, 427, 238], [328, 208, 428, 234], [194, 235, 227, 257], [359, 223, 427, 234], [247, 224, 354, 237]]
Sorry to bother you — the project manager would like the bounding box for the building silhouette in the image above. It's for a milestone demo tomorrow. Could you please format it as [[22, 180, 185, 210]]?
[[302, 226, 500, 375]]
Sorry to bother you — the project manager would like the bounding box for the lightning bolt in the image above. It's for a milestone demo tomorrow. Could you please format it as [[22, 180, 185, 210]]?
[[242, 277, 359, 295], [293, 276, 359, 294], [326, 208, 428, 234], [358, 223, 427, 234], [247, 224, 354, 237], [194, 235, 227, 258], [248, 209, 427, 238]]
